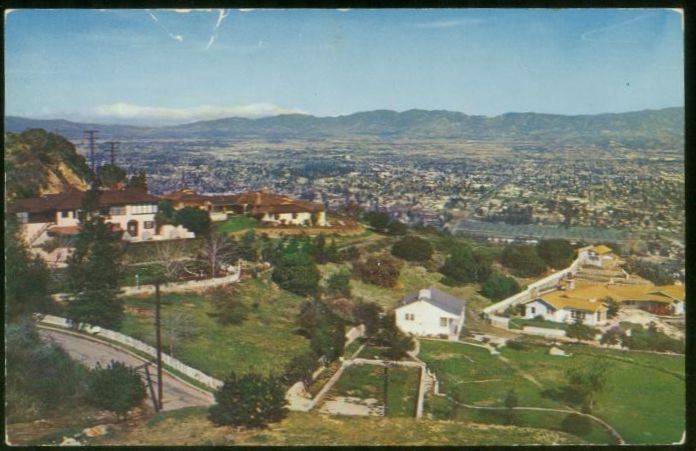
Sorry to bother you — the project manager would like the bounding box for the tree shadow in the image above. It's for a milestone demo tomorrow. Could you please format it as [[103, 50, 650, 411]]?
[[540, 386, 584, 406]]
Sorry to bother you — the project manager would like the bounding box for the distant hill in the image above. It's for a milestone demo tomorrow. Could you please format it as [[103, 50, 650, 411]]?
[[5, 107, 684, 149], [5, 129, 91, 201]]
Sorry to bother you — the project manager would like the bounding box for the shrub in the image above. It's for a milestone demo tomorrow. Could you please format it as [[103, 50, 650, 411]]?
[[272, 252, 321, 297], [326, 269, 352, 298], [310, 320, 346, 362], [337, 245, 361, 262], [353, 254, 403, 288], [87, 360, 146, 421], [353, 301, 383, 336], [500, 245, 546, 277], [481, 273, 520, 301], [440, 244, 492, 285], [174, 207, 211, 236], [391, 235, 433, 262], [536, 239, 575, 269], [282, 351, 320, 388], [560, 413, 592, 436], [208, 372, 288, 428]]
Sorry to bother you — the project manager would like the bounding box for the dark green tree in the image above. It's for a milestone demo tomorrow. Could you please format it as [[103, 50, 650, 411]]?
[[604, 297, 620, 318], [65, 191, 124, 329], [127, 170, 148, 190], [440, 244, 492, 285], [500, 245, 546, 278], [387, 219, 408, 235], [600, 327, 625, 346], [352, 301, 383, 336], [312, 233, 327, 263], [310, 319, 346, 362], [363, 211, 391, 231], [86, 360, 146, 421], [565, 317, 597, 343], [282, 351, 319, 388], [97, 164, 127, 188], [504, 388, 519, 424], [353, 254, 402, 288], [374, 312, 415, 360], [326, 238, 339, 263], [5, 219, 52, 320], [237, 230, 259, 262], [174, 207, 211, 236], [391, 235, 433, 262], [208, 287, 249, 326], [208, 372, 288, 428], [326, 268, 352, 298], [537, 239, 575, 269], [297, 300, 325, 337], [272, 252, 321, 297], [338, 245, 360, 262], [481, 273, 520, 301]]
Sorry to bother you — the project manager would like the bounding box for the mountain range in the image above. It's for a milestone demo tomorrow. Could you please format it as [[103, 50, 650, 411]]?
[[5, 107, 684, 149]]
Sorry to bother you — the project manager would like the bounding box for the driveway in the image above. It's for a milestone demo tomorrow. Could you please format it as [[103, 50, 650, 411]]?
[[38, 328, 215, 411]]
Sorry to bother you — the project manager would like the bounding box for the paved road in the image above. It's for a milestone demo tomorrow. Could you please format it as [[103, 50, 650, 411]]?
[[39, 328, 215, 411]]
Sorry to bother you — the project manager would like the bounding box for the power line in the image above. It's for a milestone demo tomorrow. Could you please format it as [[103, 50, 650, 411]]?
[[83, 130, 99, 175]]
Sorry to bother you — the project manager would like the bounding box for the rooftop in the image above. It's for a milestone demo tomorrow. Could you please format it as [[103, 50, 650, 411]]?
[[398, 287, 466, 316]]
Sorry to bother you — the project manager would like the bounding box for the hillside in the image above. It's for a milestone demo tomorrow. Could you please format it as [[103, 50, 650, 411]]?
[[5, 106, 684, 149], [4, 129, 91, 201]]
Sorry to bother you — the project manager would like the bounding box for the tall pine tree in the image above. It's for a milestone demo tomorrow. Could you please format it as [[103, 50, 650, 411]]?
[[65, 188, 124, 329]]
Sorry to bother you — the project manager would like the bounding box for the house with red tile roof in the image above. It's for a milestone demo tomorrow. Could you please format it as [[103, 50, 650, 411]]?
[[8, 187, 194, 246]]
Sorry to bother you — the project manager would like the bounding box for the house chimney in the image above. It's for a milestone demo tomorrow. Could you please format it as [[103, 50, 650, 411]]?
[[419, 288, 431, 300]]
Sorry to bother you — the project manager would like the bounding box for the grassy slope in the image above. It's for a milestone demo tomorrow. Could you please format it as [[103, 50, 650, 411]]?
[[119, 278, 311, 379], [419, 340, 685, 445], [216, 216, 258, 235], [96, 408, 583, 446]]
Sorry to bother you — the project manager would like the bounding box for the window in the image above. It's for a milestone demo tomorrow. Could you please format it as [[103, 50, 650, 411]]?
[[405, 313, 414, 321], [110, 206, 126, 216], [61, 210, 69, 218], [292, 213, 298, 219], [274, 214, 280, 220], [144, 221, 155, 229], [530, 307, 536, 315], [16, 212, 28, 224], [440, 317, 448, 327], [131, 204, 156, 215]]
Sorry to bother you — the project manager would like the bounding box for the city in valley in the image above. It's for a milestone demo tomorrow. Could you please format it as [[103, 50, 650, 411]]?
[[4, 8, 686, 447]]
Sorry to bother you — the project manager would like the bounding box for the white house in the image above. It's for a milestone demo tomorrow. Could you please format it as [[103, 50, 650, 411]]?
[[395, 287, 466, 340], [9, 187, 194, 246], [523, 294, 608, 327]]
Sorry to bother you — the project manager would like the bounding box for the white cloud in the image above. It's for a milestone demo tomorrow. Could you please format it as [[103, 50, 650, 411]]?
[[414, 18, 485, 29], [32, 103, 308, 126], [146, 10, 185, 42]]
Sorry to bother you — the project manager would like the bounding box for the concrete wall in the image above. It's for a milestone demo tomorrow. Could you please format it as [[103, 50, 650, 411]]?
[[484, 246, 593, 317], [38, 315, 224, 390], [521, 326, 567, 338]]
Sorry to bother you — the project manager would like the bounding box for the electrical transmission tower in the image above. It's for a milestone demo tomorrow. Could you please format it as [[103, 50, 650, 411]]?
[[106, 141, 119, 166], [83, 130, 99, 174]]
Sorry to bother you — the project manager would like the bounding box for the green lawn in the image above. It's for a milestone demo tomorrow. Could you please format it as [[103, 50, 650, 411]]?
[[330, 363, 420, 417], [216, 216, 258, 235], [119, 278, 311, 379], [96, 409, 584, 446], [508, 317, 568, 331], [419, 340, 685, 445]]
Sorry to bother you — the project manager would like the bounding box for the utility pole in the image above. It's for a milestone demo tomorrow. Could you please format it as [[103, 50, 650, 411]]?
[[83, 130, 99, 175], [106, 141, 119, 166], [383, 362, 389, 417], [155, 280, 164, 410]]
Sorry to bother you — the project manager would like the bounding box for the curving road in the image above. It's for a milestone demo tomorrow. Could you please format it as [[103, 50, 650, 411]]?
[[38, 328, 215, 412]]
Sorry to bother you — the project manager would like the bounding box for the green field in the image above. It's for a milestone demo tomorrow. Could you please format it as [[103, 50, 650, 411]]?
[[119, 278, 311, 379], [95, 409, 583, 446], [330, 363, 420, 418], [419, 340, 685, 445], [216, 216, 258, 235]]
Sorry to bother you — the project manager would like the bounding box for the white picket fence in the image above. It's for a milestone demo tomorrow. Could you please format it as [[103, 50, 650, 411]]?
[[38, 315, 224, 390]]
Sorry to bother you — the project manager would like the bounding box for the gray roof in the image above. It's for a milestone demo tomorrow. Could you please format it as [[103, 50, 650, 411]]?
[[399, 287, 466, 316]]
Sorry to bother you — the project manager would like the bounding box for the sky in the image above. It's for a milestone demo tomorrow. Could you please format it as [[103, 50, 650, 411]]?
[[4, 8, 685, 126]]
